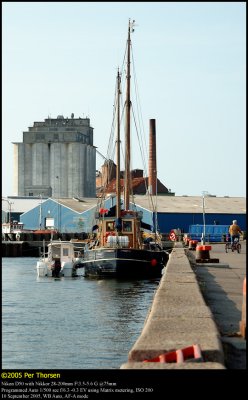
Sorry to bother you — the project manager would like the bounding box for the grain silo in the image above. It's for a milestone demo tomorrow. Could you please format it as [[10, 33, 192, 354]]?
[[13, 114, 96, 198]]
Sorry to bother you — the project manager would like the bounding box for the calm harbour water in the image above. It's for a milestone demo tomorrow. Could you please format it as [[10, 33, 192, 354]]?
[[2, 257, 160, 369]]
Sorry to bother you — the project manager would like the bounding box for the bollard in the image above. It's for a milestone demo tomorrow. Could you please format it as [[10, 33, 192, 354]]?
[[239, 277, 246, 339], [195, 245, 220, 263], [184, 237, 191, 247], [196, 245, 212, 260], [188, 240, 198, 250]]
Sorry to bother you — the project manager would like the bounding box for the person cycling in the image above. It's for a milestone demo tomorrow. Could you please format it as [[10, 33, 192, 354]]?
[[229, 220, 242, 245]]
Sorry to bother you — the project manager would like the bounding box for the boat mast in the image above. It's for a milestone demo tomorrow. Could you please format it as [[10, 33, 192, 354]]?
[[116, 69, 121, 219], [124, 19, 134, 211]]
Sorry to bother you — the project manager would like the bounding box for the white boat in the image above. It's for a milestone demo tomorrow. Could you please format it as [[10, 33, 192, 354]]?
[[37, 240, 85, 277], [2, 221, 33, 241]]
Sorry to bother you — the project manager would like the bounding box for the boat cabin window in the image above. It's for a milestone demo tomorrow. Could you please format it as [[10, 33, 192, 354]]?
[[52, 248, 60, 258], [63, 248, 69, 257], [106, 221, 115, 231], [123, 220, 132, 232]]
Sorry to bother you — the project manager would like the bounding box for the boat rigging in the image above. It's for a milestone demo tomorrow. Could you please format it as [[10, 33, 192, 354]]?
[[81, 19, 169, 278]]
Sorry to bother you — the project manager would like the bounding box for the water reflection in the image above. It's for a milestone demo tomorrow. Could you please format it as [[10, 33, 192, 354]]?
[[2, 258, 160, 369]]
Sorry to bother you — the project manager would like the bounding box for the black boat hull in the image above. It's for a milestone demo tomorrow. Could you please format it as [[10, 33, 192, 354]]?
[[83, 248, 169, 278]]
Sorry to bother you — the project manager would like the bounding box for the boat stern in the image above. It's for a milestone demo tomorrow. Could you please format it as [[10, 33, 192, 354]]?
[[37, 261, 48, 277], [61, 261, 77, 277]]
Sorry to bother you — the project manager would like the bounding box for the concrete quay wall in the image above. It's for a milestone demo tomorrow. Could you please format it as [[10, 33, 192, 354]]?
[[121, 243, 225, 369]]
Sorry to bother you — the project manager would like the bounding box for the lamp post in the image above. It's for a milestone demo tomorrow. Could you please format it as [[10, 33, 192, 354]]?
[[39, 193, 43, 230], [201, 191, 208, 245], [56, 176, 60, 232]]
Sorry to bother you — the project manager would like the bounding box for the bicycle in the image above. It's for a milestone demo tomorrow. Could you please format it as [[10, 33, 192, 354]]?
[[225, 237, 241, 253]]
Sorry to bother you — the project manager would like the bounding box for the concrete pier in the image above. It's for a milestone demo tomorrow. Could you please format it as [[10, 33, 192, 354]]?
[[121, 241, 246, 369]]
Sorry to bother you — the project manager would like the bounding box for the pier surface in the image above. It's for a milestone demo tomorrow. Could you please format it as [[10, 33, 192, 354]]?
[[193, 242, 246, 369], [121, 241, 246, 369]]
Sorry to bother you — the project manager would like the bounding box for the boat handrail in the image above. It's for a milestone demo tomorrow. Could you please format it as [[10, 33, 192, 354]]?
[[40, 251, 49, 258]]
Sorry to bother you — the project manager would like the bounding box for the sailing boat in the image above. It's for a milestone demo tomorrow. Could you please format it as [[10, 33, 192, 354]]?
[[82, 20, 169, 278]]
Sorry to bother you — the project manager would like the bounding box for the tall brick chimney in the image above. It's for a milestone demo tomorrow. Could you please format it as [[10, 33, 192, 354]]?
[[148, 119, 157, 195]]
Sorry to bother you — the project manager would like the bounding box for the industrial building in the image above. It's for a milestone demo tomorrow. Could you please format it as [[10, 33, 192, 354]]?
[[13, 114, 96, 198], [133, 195, 246, 233], [96, 120, 174, 197], [20, 197, 99, 233], [2, 196, 43, 225], [96, 163, 172, 197], [16, 195, 246, 234]]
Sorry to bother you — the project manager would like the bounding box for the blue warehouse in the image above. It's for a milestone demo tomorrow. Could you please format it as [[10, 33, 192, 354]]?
[[4, 195, 245, 235]]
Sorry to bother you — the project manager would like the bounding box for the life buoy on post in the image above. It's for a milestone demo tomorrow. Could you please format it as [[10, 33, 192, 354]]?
[[169, 230, 177, 241]]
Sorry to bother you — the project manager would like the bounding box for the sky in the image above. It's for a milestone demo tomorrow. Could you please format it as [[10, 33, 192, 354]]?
[[2, 2, 246, 198]]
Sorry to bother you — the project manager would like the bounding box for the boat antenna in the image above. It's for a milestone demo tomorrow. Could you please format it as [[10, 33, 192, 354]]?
[[124, 19, 135, 210]]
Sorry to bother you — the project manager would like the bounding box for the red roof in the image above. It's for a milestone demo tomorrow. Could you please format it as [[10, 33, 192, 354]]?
[[104, 177, 169, 195]]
